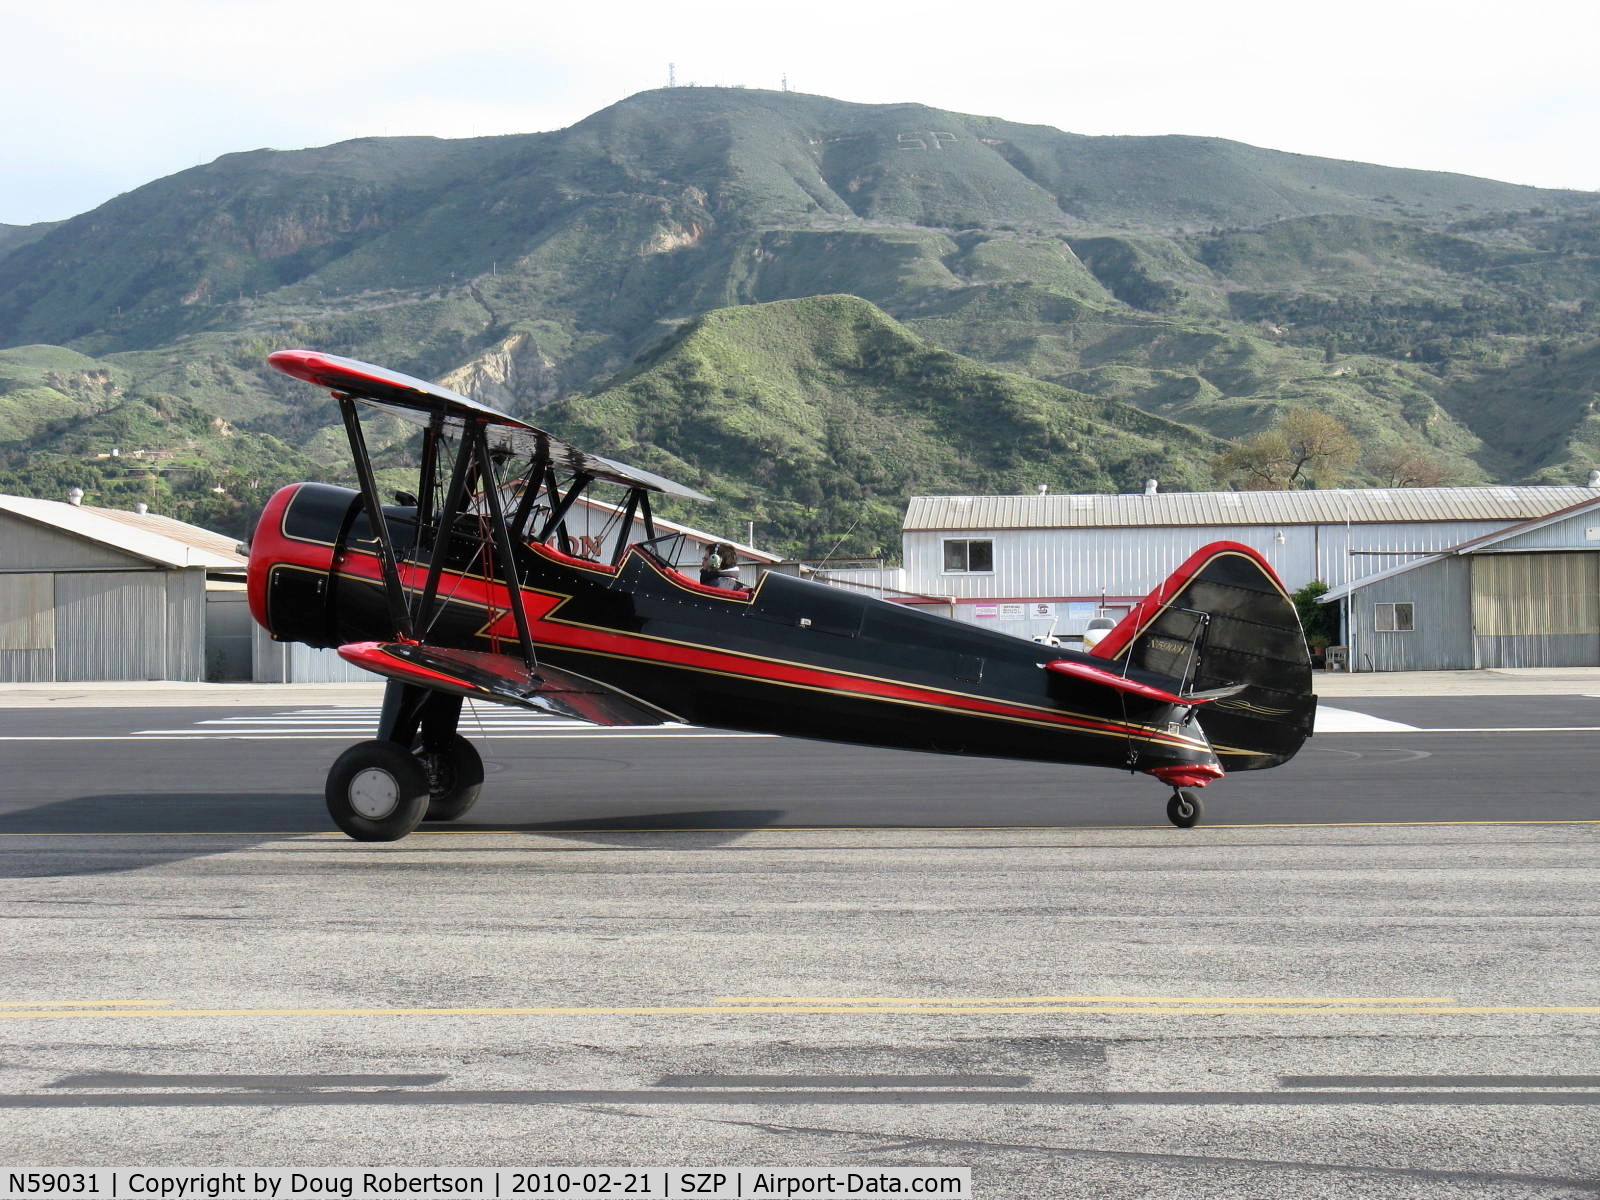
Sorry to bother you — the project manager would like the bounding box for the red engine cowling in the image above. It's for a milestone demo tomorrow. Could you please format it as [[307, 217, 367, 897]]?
[[246, 482, 357, 648]]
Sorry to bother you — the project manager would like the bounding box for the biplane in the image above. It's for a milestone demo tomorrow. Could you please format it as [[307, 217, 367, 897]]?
[[247, 350, 1315, 841]]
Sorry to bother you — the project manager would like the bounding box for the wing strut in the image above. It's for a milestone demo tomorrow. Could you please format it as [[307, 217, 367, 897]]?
[[537, 468, 595, 555], [470, 421, 539, 671], [414, 411, 444, 550], [610, 487, 643, 566], [509, 441, 552, 539], [337, 395, 414, 640], [638, 489, 656, 540], [415, 413, 483, 640]]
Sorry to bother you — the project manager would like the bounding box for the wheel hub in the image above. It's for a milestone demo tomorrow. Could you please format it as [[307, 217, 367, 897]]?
[[348, 766, 401, 819]]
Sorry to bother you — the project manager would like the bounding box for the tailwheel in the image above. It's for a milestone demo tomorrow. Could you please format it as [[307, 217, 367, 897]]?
[[414, 734, 484, 822], [1166, 788, 1203, 829], [325, 740, 430, 841]]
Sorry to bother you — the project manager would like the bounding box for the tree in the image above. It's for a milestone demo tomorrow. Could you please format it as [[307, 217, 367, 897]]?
[[1292, 580, 1337, 650], [1214, 429, 1294, 490], [1214, 407, 1360, 490], [1364, 443, 1449, 488]]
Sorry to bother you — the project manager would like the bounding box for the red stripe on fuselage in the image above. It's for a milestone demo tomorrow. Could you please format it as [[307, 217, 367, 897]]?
[[315, 546, 1210, 753]]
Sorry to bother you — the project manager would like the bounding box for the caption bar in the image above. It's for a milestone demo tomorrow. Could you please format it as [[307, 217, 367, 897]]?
[[2, 1171, 971, 1200]]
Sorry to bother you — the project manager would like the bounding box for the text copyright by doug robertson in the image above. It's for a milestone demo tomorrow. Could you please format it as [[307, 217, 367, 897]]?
[[2, 1171, 972, 1200]]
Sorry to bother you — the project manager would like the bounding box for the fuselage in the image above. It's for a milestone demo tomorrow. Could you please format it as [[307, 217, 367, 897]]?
[[248, 482, 1223, 777]]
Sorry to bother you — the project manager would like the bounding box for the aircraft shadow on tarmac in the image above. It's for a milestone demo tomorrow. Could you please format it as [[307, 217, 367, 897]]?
[[0, 795, 797, 877], [0, 792, 322, 877]]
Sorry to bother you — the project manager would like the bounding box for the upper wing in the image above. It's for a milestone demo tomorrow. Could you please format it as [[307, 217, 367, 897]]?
[[268, 349, 709, 501], [336, 641, 682, 727]]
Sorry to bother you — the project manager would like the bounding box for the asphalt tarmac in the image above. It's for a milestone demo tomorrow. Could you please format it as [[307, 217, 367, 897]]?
[[0, 692, 1595, 833], [1, 681, 1597, 1197]]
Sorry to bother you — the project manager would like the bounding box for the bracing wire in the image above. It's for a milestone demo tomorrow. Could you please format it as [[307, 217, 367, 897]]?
[[413, 429, 491, 642], [814, 511, 864, 571]]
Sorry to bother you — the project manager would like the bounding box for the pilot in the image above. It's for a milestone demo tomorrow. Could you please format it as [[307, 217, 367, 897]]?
[[699, 544, 723, 586], [702, 542, 743, 590]]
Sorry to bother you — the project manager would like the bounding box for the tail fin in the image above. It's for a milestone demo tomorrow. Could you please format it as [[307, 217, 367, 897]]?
[[1092, 541, 1315, 770]]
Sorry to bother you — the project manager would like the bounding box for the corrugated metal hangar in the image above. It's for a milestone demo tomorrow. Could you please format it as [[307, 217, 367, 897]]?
[[11, 478, 1600, 680], [1319, 494, 1600, 671], [867, 483, 1600, 652], [0, 494, 248, 682]]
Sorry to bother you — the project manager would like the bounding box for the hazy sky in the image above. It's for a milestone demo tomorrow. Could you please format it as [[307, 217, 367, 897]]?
[[4, 0, 1596, 226]]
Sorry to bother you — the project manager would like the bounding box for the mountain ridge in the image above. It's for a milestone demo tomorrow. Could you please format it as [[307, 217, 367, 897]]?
[[0, 87, 1595, 547]]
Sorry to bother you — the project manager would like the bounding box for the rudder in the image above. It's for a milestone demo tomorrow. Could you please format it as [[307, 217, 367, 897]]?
[[1092, 541, 1315, 770]]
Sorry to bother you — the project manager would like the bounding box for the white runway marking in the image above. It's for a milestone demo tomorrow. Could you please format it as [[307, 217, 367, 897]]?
[[1313, 706, 1421, 733], [120, 708, 773, 740]]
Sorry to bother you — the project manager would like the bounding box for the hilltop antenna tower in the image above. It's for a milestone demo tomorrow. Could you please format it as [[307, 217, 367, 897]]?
[[781, 73, 789, 92], [668, 62, 676, 87]]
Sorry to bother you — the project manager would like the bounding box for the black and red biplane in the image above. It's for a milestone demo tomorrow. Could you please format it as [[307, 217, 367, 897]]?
[[247, 350, 1315, 840]]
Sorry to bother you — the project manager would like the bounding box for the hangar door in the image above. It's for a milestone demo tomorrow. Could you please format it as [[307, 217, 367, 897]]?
[[1472, 552, 1600, 668], [56, 573, 167, 680], [0, 574, 55, 681]]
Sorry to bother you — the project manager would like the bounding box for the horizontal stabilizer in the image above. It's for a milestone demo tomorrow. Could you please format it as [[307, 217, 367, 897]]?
[[336, 641, 678, 727], [1186, 683, 1250, 702], [1044, 659, 1203, 706]]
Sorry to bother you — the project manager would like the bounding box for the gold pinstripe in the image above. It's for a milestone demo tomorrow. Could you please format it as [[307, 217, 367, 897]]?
[[320, 554, 1223, 756]]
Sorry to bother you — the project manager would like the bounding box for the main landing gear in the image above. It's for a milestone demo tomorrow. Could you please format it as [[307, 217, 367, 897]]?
[[414, 733, 484, 822], [1166, 788, 1203, 829], [324, 682, 482, 841]]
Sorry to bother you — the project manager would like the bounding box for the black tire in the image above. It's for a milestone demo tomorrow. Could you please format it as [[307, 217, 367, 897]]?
[[415, 734, 484, 822], [325, 740, 430, 841], [1166, 789, 1203, 829]]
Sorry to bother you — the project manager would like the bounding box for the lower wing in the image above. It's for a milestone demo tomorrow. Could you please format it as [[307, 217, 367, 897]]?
[[336, 641, 681, 727]]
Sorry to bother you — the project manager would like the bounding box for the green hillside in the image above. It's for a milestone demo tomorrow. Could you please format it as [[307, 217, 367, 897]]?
[[1436, 340, 1600, 482], [0, 345, 125, 441], [0, 222, 60, 261], [0, 345, 317, 530], [2, 88, 1582, 360], [543, 295, 1221, 557], [0, 88, 1596, 551]]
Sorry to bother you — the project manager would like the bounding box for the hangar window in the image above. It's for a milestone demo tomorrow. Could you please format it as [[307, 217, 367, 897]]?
[[943, 538, 994, 574], [1374, 602, 1414, 632]]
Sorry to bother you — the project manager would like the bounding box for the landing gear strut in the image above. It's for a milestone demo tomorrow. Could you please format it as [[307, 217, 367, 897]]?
[[324, 681, 481, 840], [1166, 788, 1203, 829]]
